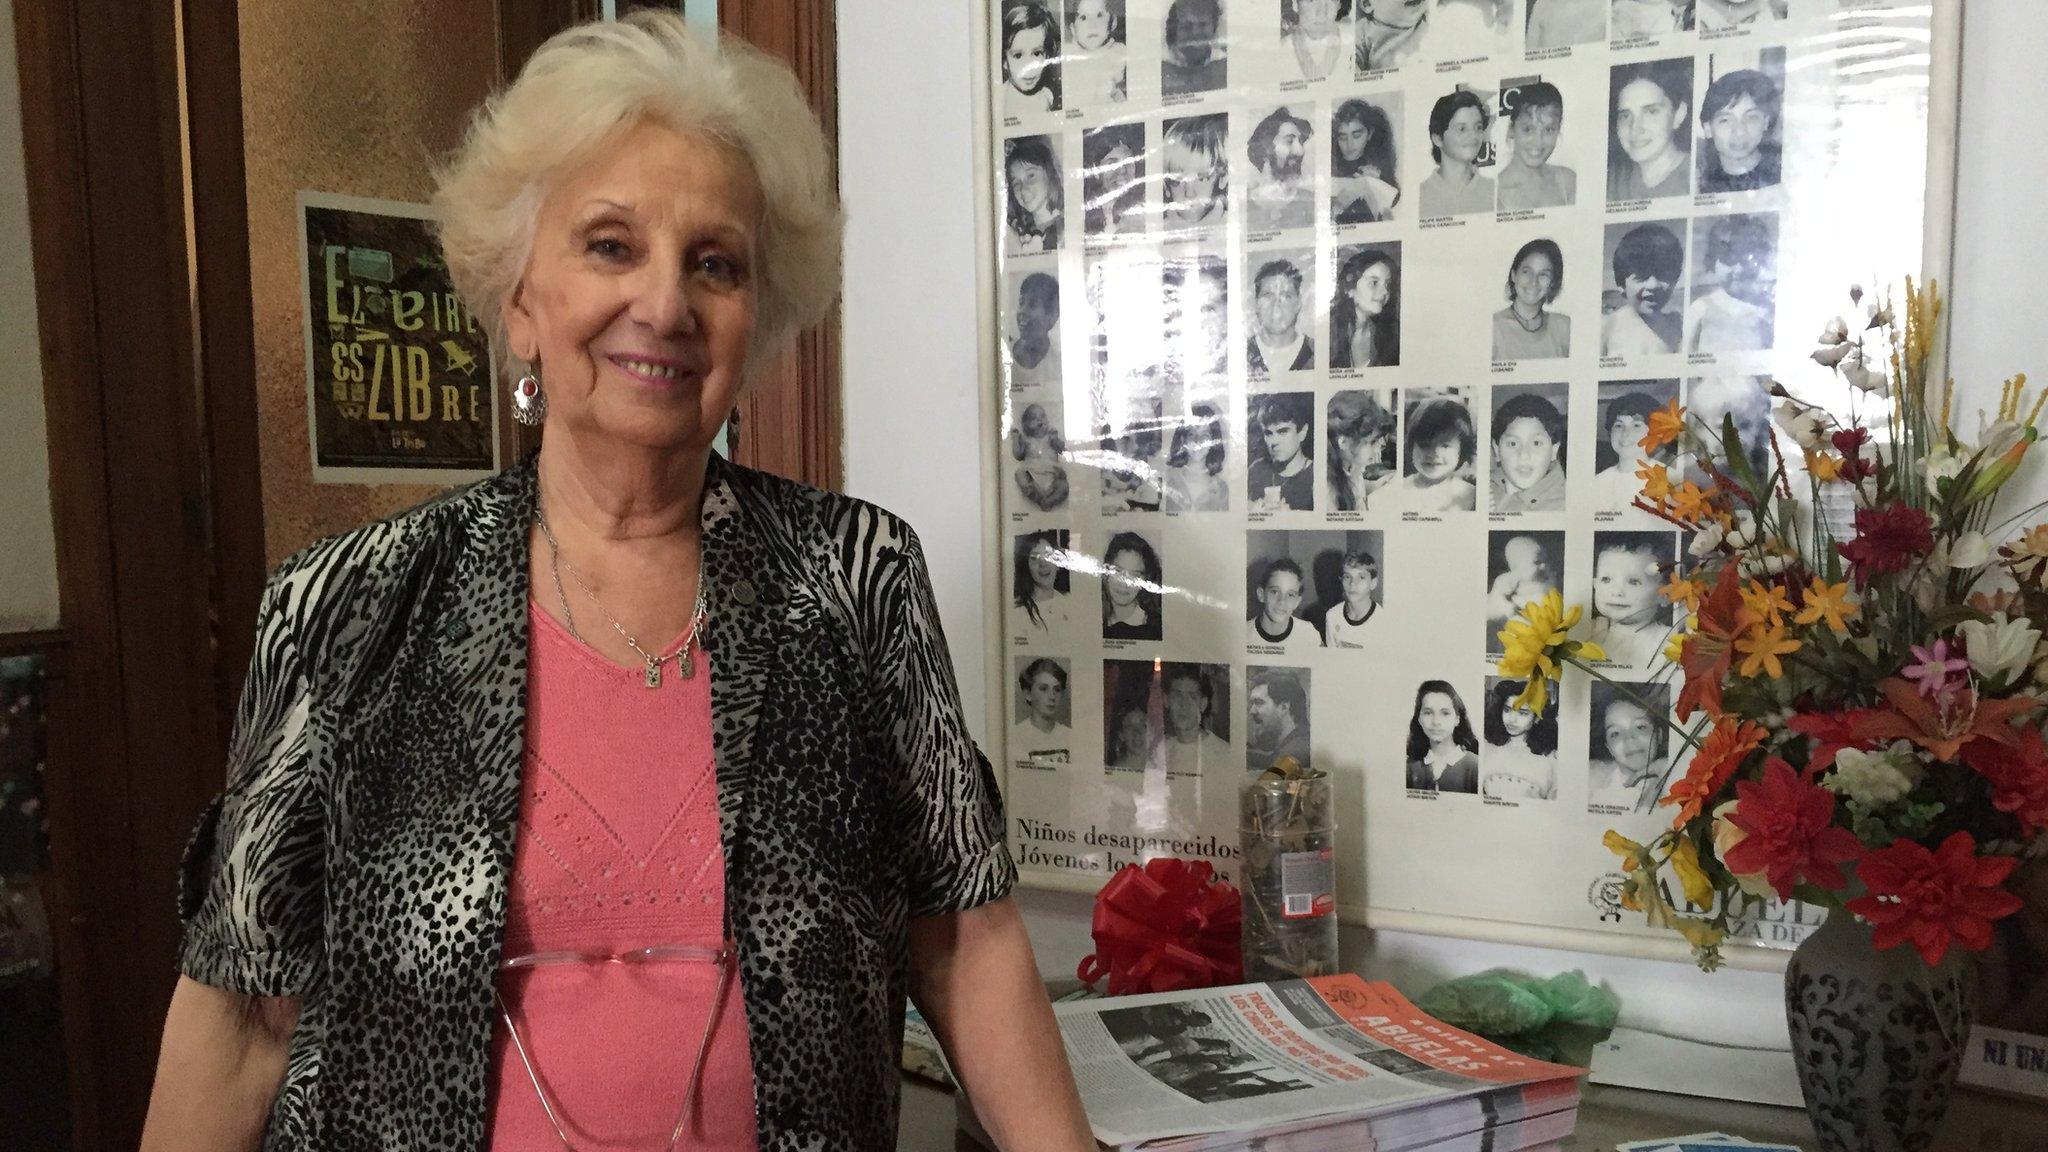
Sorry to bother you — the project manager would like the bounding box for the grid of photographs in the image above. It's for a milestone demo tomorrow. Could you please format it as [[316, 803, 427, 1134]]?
[[991, 0, 1945, 952]]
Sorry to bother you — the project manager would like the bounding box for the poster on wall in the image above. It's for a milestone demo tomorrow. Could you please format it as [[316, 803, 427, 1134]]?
[[984, 0, 1959, 964], [298, 191, 500, 485]]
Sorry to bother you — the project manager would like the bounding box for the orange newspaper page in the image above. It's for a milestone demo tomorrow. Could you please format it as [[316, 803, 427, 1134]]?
[[1303, 975, 1588, 1086]]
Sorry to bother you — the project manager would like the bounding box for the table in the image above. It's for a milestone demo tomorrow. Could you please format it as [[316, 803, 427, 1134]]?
[[897, 1077, 2048, 1151]]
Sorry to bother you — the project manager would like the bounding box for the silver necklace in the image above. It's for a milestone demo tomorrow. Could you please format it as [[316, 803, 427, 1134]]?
[[535, 498, 708, 689]]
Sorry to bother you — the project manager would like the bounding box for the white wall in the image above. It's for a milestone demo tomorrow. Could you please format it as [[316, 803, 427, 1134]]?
[[0, 0, 61, 632], [838, 0, 2048, 1049]]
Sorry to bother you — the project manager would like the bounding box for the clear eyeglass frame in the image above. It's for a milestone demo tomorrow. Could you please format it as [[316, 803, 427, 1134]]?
[[495, 940, 737, 1152]]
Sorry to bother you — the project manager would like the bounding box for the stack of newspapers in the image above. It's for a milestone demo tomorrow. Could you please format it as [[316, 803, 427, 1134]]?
[[957, 974, 1584, 1152]]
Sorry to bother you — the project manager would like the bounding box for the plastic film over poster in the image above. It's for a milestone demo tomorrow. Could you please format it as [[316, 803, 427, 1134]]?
[[986, 0, 1957, 964]]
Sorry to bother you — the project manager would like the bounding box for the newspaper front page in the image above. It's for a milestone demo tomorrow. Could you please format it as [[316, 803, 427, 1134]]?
[[1055, 974, 1582, 1147]]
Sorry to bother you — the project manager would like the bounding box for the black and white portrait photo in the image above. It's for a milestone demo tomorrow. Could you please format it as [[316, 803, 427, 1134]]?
[[1247, 253, 1316, 376], [1697, 0, 1786, 33], [1405, 679, 1480, 794], [1009, 399, 1070, 512], [1591, 380, 1679, 514], [1248, 392, 1316, 512], [1003, 134, 1065, 255], [1588, 530, 1676, 668], [1355, 0, 1430, 74], [1246, 106, 1316, 234], [1245, 532, 1329, 655], [1163, 254, 1229, 384], [1606, 57, 1693, 202], [1162, 113, 1230, 231], [1004, 269, 1063, 390], [1492, 237, 1570, 362], [1525, 0, 1606, 50], [1418, 85, 1496, 219], [1160, 662, 1231, 777], [1587, 679, 1671, 813], [1496, 80, 1576, 212], [1698, 49, 1784, 194], [1281, 0, 1350, 82], [1686, 213, 1778, 354], [1481, 676, 1559, 801], [1103, 659, 1162, 772], [1082, 122, 1147, 240], [1163, 397, 1230, 512], [1100, 397, 1167, 513], [1330, 243, 1401, 369], [1489, 383, 1570, 513], [1012, 529, 1077, 638], [1392, 389, 1477, 512], [1329, 95, 1402, 223], [1609, 0, 1693, 39], [1686, 374, 1772, 481], [1600, 219, 1686, 357], [1247, 666, 1312, 773], [1485, 530, 1564, 654], [1327, 389, 1399, 511], [1012, 656, 1073, 769], [1063, 0, 1129, 106], [999, 1, 1063, 116], [1161, 0, 1228, 98], [1101, 529, 1165, 641]]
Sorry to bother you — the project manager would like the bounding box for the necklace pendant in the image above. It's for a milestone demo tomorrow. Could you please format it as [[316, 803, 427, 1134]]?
[[643, 658, 663, 689], [678, 647, 695, 679]]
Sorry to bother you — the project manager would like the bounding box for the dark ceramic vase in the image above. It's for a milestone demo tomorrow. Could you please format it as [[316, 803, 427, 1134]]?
[[1784, 909, 1973, 1152]]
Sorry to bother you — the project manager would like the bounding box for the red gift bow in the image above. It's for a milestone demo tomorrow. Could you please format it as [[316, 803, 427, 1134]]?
[[1075, 858, 1243, 995]]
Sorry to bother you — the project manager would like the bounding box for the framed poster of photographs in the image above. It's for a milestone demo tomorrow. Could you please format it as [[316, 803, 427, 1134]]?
[[981, 0, 1963, 968]]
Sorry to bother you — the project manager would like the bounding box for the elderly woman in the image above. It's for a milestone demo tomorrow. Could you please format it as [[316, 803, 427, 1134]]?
[[141, 15, 1093, 1152]]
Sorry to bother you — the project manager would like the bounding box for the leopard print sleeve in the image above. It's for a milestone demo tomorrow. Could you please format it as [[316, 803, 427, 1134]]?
[[868, 519, 1017, 919], [176, 557, 329, 996]]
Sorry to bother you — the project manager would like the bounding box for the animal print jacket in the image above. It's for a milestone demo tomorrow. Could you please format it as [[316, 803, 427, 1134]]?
[[177, 452, 1016, 1150]]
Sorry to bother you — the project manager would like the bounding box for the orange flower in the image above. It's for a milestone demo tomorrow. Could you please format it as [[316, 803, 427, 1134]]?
[[1662, 569, 1705, 613], [1854, 678, 2040, 763], [1794, 579, 1858, 633], [1660, 718, 1767, 828], [1740, 580, 1794, 626], [1671, 480, 1718, 523], [1735, 620, 1801, 679], [1636, 462, 1673, 505], [1804, 450, 1845, 482], [1643, 398, 1686, 454]]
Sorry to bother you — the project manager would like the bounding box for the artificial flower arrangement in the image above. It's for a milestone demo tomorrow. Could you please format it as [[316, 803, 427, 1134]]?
[[1497, 280, 2048, 972]]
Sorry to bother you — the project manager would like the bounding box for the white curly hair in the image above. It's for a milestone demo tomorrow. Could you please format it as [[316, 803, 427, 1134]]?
[[432, 11, 843, 382]]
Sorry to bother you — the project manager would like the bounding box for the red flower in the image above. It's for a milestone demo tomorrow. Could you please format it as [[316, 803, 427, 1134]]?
[[1660, 718, 1767, 828], [1838, 504, 1934, 587], [1722, 758, 1865, 898], [1677, 567, 1744, 720], [1852, 677, 2036, 763], [1846, 831, 2023, 967], [1830, 427, 1878, 483], [1970, 725, 2048, 835], [1786, 709, 1884, 774]]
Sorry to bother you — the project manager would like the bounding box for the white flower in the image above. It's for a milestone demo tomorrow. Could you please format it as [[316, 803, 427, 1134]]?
[[1924, 448, 1964, 489], [1950, 531, 1992, 569], [1977, 417, 2027, 459], [1867, 303, 1895, 329], [1818, 317, 1851, 345], [1711, 801, 1777, 898], [1841, 353, 1889, 395], [1910, 543, 1949, 612], [1825, 742, 1925, 807], [1775, 400, 1825, 451], [1689, 520, 1727, 557], [1739, 552, 1792, 578], [1811, 343, 1856, 368], [1959, 614, 2042, 687], [1725, 510, 1760, 551]]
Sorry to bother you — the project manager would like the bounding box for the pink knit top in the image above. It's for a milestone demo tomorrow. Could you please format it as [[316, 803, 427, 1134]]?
[[486, 602, 757, 1150]]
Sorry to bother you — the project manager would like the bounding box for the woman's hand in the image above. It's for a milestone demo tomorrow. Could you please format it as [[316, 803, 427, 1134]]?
[[909, 898, 1096, 1152], [140, 976, 300, 1152]]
